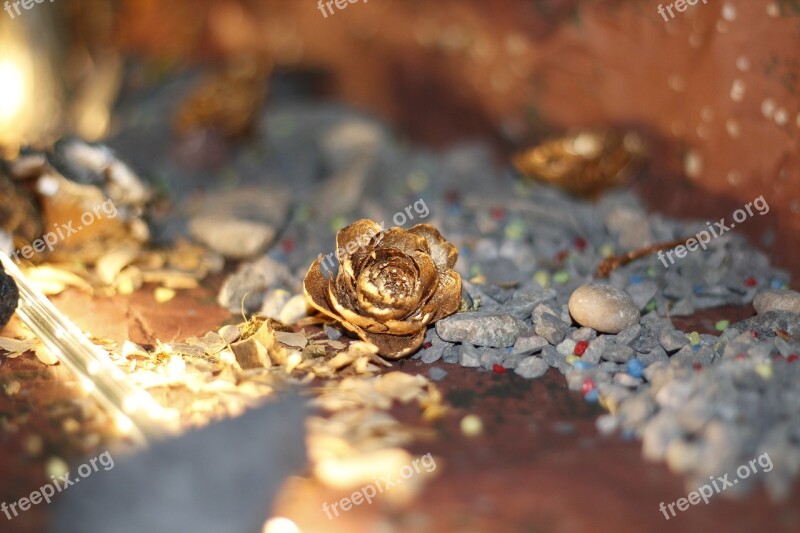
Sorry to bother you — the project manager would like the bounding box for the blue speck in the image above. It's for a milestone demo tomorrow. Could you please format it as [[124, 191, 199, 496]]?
[[626, 359, 644, 378], [574, 361, 593, 370], [584, 389, 599, 403], [630, 274, 643, 284], [506, 347, 513, 353], [771, 279, 785, 289], [693, 284, 703, 294], [621, 429, 636, 441], [692, 344, 701, 352]]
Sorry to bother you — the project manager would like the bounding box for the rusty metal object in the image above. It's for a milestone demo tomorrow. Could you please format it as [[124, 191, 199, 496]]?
[[304, 220, 462, 359], [514, 130, 646, 197]]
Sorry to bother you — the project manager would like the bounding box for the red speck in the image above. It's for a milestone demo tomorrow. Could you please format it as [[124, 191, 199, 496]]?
[[751, 330, 759, 338], [776, 329, 790, 338], [693, 363, 703, 371], [422, 342, 433, 349], [491, 207, 506, 221], [282, 239, 295, 253], [574, 236, 587, 252], [554, 249, 570, 263], [581, 378, 595, 395], [444, 189, 460, 204], [788, 355, 799, 363], [744, 276, 758, 287], [574, 341, 590, 356], [736, 353, 748, 360], [492, 364, 507, 374]]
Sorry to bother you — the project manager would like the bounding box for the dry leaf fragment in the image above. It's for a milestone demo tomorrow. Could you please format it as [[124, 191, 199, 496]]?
[[0, 337, 36, 357]]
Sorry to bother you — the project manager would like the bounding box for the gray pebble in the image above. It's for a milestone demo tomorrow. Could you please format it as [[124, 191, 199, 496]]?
[[659, 329, 689, 353], [459, 345, 482, 368], [535, 314, 568, 344], [428, 367, 448, 381], [514, 356, 549, 379], [753, 289, 800, 315], [512, 332, 549, 355], [603, 344, 635, 363], [436, 312, 525, 347], [568, 283, 640, 334]]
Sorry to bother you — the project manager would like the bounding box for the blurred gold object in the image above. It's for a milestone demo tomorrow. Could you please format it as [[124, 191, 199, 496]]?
[[174, 55, 271, 139], [513, 130, 646, 197], [0, 12, 64, 156]]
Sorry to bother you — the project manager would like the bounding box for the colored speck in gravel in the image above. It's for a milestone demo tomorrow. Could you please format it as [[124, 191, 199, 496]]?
[[573, 361, 593, 370], [771, 279, 785, 289], [715, 320, 730, 331], [745, 276, 758, 287], [504, 219, 526, 240], [600, 244, 615, 258], [688, 331, 701, 345], [584, 389, 599, 403], [755, 364, 773, 380], [554, 250, 570, 263], [582, 378, 596, 396], [533, 270, 550, 288], [565, 355, 580, 366], [693, 284, 703, 294], [627, 359, 644, 378], [491, 207, 506, 221], [406, 170, 429, 192], [647, 266, 657, 277], [751, 330, 759, 338], [422, 342, 433, 349], [330, 214, 347, 232], [460, 414, 483, 437], [693, 363, 703, 371], [736, 353, 748, 359], [645, 300, 657, 312], [470, 264, 482, 277], [574, 236, 587, 252], [574, 340, 589, 356], [630, 274, 643, 284], [553, 271, 570, 285], [492, 364, 507, 374], [788, 355, 799, 363]]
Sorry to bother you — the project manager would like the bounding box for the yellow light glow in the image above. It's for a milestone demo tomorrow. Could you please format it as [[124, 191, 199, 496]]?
[[0, 60, 25, 121], [263, 517, 300, 533]]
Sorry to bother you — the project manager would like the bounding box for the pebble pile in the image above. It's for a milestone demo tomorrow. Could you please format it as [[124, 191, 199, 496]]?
[[110, 94, 797, 501]]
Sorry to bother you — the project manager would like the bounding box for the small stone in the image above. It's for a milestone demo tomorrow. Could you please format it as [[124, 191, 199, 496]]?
[[556, 339, 578, 356], [428, 367, 448, 381], [582, 336, 606, 364], [569, 327, 598, 342], [615, 324, 642, 346], [659, 328, 689, 353], [324, 325, 342, 340], [603, 344, 635, 363], [514, 356, 549, 379], [535, 314, 567, 344], [568, 283, 640, 334], [626, 280, 658, 310], [436, 312, 525, 347], [753, 289, 800, 315], [512, 332, 549, 355], [459, 345, 482, 368]]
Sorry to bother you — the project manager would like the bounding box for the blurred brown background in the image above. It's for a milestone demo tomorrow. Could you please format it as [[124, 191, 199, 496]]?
[[78, 0, 800, 277]]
